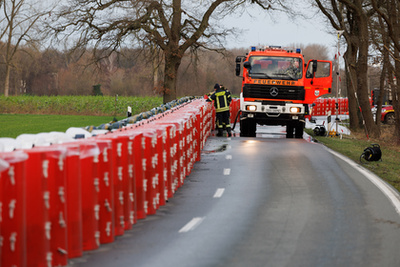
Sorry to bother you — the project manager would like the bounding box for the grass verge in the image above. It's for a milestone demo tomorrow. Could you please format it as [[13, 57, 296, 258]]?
[[305, 128, 400, 192]]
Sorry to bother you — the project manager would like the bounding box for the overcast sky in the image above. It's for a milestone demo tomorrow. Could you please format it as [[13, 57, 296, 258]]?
[[221, 3, 338, 57]]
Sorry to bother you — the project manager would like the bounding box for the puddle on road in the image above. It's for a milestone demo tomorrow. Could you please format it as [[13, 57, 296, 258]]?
[[202, 144, 229, 154]]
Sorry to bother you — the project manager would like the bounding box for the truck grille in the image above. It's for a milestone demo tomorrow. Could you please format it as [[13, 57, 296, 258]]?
[[243, 84, 305, 100]]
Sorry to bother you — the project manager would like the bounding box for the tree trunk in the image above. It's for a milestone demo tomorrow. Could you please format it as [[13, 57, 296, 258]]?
[[375, 58, 387, 126], [393, 49, 400, 144], [375, 17, 390, 127], [151, 44, 161, 93], [344, 48, 362, 130], [356, 13, 380, 138], [162, 51, 182, 104], [4, 64, 10, 97], [388, 0, 400, 144]]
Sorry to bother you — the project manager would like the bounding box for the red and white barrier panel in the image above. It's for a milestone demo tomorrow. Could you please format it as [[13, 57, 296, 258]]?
[[0, 99, 214, 267], [230, 98, 240, 124], [311, 97, 349, 117]]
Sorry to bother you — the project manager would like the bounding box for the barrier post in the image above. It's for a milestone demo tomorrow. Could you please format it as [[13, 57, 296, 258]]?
[[94, 139, 115, 243], [77, 141, 101, 251], [142, 129, 158, 215], [24, 146, 68, 267], [129, 131, 143, 224], [0, 151, 28, 267], [46, 147, 68, 266], [61, 143, 83, 259]]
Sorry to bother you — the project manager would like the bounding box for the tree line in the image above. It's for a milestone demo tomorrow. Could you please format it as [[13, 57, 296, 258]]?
[[0, 43, 333, 97], [0, 44, 250, 97]]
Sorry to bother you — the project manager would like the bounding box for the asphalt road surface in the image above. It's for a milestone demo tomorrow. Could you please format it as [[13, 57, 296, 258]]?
[[69, 126, 400, 267]]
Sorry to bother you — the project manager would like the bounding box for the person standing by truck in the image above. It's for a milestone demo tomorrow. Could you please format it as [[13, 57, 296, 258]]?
[[208, 83, 232, 137]]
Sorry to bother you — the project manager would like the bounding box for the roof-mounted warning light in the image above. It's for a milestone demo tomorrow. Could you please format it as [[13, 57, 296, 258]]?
[[251, 46, 256, 51], [296, 48, 302, 53]]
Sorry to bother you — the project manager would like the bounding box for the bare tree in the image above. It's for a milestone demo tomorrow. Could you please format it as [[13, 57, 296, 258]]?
[[50, 0, 287, 103], [0, 0, 51, 96], [369, 10, 390, 128], [315, 0, 382, 138], [372, 0, 400, 144]]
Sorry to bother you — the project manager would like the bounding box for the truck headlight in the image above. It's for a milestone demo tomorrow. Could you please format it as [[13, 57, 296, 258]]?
[[290, 107, 301, 113], [246, 105, 257, 111]]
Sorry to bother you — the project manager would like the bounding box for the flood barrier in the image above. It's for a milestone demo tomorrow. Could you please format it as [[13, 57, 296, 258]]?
[[0, 98, 216, 267]]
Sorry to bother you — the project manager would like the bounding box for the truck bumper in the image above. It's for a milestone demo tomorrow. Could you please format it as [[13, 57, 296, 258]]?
[[240, 96, 306, 126], [241, 111, 305, 126]]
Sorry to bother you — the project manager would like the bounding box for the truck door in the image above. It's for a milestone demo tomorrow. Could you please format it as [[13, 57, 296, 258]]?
[[304, 60, 333, 103]]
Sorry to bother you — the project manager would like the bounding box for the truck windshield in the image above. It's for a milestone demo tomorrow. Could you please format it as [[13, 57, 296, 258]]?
[[248, 56, 303, 80]]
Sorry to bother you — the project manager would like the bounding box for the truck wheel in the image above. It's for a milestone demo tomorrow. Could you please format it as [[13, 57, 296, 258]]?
[[248, 119, 256, 137], [385, 113, 395, 125], [286, 123, 294, 138], [240, 119, 248, 137], [295, 121, 305, 139], [240, 118, 256, 137]]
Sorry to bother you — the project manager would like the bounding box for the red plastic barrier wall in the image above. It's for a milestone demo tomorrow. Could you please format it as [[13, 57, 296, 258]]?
[[0, 98, 215, 267]]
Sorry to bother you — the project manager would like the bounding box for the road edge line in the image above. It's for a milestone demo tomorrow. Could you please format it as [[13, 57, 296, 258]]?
[[327, 148, 400, 216]]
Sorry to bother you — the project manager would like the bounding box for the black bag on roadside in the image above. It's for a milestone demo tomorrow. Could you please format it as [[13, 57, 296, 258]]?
[[361, 144, 382, 162]]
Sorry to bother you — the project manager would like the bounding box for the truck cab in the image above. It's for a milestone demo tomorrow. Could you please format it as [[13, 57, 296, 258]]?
[[236, 46, 333, 138]]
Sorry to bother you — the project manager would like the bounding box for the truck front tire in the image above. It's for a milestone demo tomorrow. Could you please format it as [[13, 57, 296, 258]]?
[[240, 117, 256, 137], [295, 121, 305, 139], [286, 121, 304, 139], [286, 123, 294, 138]]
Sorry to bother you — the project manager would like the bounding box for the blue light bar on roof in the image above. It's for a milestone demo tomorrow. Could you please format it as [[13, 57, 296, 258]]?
[[251, 46, 256, 51], [296, 48, 301, 53]]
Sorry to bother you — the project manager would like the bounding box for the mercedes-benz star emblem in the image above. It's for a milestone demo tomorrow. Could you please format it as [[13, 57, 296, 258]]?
[[270, 87, 279, 97]]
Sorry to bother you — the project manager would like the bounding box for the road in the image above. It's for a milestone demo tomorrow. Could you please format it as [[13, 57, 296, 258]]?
[[69, 126, 400, 267]]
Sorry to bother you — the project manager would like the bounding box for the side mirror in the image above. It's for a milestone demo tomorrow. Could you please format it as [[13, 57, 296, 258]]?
[[312, 60, 318, 73], [244, 61, 251, 69], [235, 63, 241, 76]]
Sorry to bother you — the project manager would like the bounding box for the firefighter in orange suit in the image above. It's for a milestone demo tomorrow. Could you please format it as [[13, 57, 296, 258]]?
[[208, 83, 232, 137]]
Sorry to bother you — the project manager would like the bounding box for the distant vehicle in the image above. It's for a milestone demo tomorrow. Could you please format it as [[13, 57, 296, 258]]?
[[372, 105, 395, 124]]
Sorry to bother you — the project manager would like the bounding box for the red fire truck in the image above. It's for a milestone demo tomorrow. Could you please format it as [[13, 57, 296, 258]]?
[[235, 46, 333, 138]]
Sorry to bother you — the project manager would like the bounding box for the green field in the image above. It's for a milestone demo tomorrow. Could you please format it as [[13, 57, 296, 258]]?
[[0, 114, 116, 138], [0, 95, 163, 116], [0, 95, 164, 138]]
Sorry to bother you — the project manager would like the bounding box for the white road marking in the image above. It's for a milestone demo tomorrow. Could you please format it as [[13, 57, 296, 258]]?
[[213, 188, 225, 198], [178, 217, 205, 233], [223, 168, 231, 175], [328, 148, 400, 215], [226, 155, 232, 160]]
